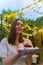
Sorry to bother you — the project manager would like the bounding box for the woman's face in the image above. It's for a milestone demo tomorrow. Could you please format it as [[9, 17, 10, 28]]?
[[15, 20, 23, 34]]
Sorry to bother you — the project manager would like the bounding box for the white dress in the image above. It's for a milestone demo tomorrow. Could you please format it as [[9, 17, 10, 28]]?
[[0, 38, 26, 65]]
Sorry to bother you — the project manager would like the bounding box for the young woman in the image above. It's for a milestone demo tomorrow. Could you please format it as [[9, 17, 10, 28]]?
[[0, 19, 33, 65]]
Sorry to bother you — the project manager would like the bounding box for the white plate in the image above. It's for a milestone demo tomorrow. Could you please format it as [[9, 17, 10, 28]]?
[[18, 47, 39, 52]]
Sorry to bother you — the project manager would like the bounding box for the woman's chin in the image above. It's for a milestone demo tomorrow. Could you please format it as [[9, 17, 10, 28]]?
[[17, 31, 22, 34]]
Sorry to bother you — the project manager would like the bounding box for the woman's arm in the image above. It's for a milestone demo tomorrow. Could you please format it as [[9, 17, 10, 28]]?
[[2, 52, 21, 65]]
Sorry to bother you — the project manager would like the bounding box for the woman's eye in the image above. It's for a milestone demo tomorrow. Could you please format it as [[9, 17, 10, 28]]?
[[16, 23, 19, 26], [16, 23, 24, 27]]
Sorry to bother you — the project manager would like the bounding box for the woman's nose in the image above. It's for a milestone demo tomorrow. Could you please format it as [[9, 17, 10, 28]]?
[[19, 24, 22, 27]]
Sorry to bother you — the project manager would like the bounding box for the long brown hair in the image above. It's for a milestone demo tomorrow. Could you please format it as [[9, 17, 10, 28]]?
[[8, 19, 24, 45]]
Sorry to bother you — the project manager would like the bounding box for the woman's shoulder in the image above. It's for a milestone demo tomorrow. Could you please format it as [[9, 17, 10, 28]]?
[[0, 38, 8, 45]]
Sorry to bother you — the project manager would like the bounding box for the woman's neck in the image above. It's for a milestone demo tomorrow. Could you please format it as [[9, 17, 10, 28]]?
[[15, 35, 20, 47]]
